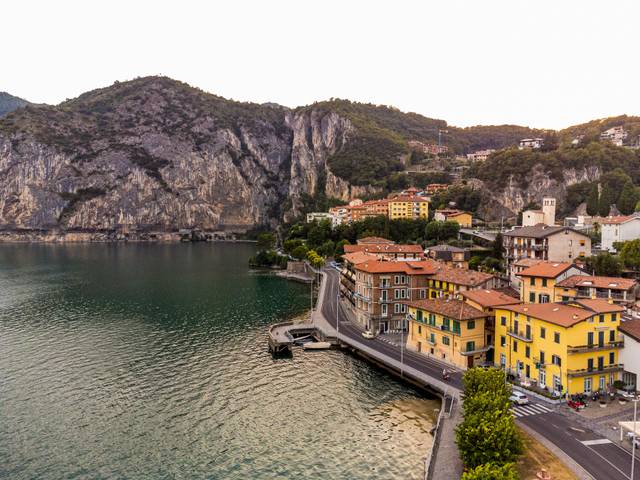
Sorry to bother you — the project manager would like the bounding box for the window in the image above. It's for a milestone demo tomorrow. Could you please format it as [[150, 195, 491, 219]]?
[[540, 327, 546, 339], [552, 355, 561, 367], [609, 330, 615, 342], [542, 278, 548, 287], [420, 289, 426, 299], [442, 318, 450, 331], [500, 336, 506, 347], [468, 320, 476, 330], [587, 358, 594, 371], [465, 341, 475, 353], [416, 310, 423, 323], [539, 351, 545, 365], [525, 346, 530, 358], [529, 292, 535, 302], [442, 336, 450, 346], [539, 294, 549, 303], [501, 316, 506, 326], [530, 277, 535, 286], [428, 313, 436, 326], [612, 313, 617, 322], [554, 332, 560, 344], [609, 352, 615, 364], [430, 333, 435, 344], [453, 321, 461, 334], [417, 325, 422, 335], [587, 332, 594, 346], [513, 340, 518, 352], [599, 314, 605, 323], [500, 353, 506, 366], [394, 303, 401, 314]]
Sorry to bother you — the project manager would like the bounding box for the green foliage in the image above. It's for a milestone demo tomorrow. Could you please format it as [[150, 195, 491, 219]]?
[[307, 220, 333, 249], [618, 181, 640, 215], [425, 221, 460, 243], [598, 184, 615, 216], [469, 256, 482, 270], [256, 232, 276, 251], [306, 249, 325, 268], [248, 249, 287, 269], [492, 233, 503, 260], [291, 244, 309, 260], [432, 185, 482, 213], [335, 239, 351, 257], [586, 183, 599, 216], [461, 462, 519, 480], [457, 368, 522, 470], [283, 238, 305, 255], [587, 252, 623, 276], [618, 239, 640, 270]]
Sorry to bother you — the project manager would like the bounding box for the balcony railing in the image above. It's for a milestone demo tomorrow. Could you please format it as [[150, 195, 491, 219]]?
[[567, 363, 624, 378], [568, 340, 624, 353], [379, 283, 391, 289], [507, 328, 533, 342], [379, 297, 391, 304]]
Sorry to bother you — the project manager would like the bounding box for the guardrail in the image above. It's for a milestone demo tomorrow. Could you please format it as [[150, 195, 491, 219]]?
[[424, 393, 454, 480]]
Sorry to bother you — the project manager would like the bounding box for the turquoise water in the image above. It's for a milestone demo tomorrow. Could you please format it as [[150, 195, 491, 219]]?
[[0, 243, 437, 479]]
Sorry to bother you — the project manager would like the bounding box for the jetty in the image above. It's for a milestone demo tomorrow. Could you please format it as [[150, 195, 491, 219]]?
[[267, 322, 329, 354]]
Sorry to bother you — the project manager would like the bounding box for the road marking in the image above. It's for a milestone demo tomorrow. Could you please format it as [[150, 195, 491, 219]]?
[[581, 439, 613, 446], [581, 442, 632, 480], [570, 427, 586, 433], [512, 403, 552, 418]]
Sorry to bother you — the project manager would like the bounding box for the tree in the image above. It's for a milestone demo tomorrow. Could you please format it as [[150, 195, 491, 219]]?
[[461, 462, 518, 480], [588, 252, 622, 276], [492, 233, 503, 260], [598, 184, 615, 216], [617, 181, 640, 215], [586, 183, 599, 216], [283, 238, 305, 255], [291, 245, 309, 260], [335, 239, 351, 257], [306, 249, 325, 269], [256, 232, 276, 251], [469, 256, 482, 271], [619, 239, 640, 270]]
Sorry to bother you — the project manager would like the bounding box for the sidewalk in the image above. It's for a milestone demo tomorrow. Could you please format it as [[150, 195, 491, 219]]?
[[430, 401, 464, 480]]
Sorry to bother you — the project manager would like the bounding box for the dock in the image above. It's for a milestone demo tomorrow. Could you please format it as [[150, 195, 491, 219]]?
[[267, 322, 324, 354]]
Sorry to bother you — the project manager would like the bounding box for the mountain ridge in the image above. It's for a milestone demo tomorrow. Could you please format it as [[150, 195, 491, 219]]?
[[0, 76, 638, 234]]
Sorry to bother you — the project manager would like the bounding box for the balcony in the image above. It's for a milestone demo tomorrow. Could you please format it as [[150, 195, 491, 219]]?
[[379, 283, 390, 289], [567, 364, 624, 378], [379, 297, 391, 304], [568, 340, 624, 354], [507, 328, 533, 342], [461, 345, 492, 356]]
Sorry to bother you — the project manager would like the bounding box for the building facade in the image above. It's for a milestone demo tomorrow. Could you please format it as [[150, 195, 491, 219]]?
[[406, 299, 489, 369], [434, 209, 472, 228], [555, 275, 638, 305], [601, 215, 640, 252], [619, 320, 640, 391], [517, 262, 586, 303], [494, 300, 625, 396], [521, 197, 556, 227]]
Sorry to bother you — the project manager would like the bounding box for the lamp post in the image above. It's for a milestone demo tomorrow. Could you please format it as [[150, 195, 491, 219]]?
[[632, 395, 639, 480]]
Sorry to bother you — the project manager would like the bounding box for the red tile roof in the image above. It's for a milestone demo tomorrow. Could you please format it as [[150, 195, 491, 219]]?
[[556, 275, 637, 291], [431, 265, 495, 287], [516, 262, 577, 279], [356, 236, 394, 244], [461, 289, 522, 308], [498, 303, 593, 327], [601, 215, 637, 225], [344, 244, 424, 255], [569, 299, 626, 314], [354, 259, 438, 275], [406, 298, 488, 321], [619, 319, 640, 343]]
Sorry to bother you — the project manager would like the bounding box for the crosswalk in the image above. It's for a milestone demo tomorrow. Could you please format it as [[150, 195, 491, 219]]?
[[511, 403, 553, 418]]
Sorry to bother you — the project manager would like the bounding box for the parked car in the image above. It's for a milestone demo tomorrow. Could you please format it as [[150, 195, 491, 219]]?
[[509, 391, 529, 405], [361, 331, 376, 339]]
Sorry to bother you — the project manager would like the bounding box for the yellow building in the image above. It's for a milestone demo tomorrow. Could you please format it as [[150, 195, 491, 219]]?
[[494, 299, 625, 396], [554, 275, 638, 304], [434, 209, 472, 228], [406, 298, 489, 369], [428, 266, 498, 299], [388, 196, 429, 220], [517, 261, 585, 304]]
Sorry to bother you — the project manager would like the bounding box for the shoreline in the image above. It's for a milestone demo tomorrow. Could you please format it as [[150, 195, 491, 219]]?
[[0, 230, 258, 244]]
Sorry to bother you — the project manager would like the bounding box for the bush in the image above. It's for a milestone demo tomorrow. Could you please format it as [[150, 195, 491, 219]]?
[[462, 462, 518, 480], [291, 245, 309, 260]]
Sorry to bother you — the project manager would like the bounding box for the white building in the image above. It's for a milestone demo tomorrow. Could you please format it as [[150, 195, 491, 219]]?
[[466, 149, 495, 162], [522, 197, 556, 226], [600, 126, 627, 147], [619, 319, 640, 391], [518, 138, 544, 150], [306, 212, 333, 223], [601, 215, 640, 252]]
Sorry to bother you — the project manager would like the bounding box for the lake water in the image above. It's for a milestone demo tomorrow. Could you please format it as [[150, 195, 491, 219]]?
[[0, 243, 437, 480]]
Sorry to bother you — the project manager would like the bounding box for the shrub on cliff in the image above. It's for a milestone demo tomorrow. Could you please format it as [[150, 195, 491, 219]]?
[[461, 462, 518, 480]]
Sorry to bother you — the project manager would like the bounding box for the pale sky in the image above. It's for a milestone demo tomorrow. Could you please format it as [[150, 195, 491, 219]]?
[[3, 0, 639, 129]]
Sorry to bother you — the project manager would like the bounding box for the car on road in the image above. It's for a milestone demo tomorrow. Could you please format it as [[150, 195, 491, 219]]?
[[509, 391, 529, 405], [361, 331, 376, 339]]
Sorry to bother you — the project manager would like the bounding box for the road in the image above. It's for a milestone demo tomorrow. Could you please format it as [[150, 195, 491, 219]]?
[[321, 267, 640, 480]]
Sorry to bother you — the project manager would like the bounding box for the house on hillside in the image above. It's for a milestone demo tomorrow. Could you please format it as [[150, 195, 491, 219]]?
[[503, 225, 591, 268], [434, 209, 472, 227], [600, 126, 627, 146], [425, 244, 470, 269], [521, 198, 556, 227], [518, 138, 544, 149], [601, 215, 640, 252]]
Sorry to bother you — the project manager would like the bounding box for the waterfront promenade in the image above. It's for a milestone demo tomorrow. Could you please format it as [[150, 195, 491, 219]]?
[[312, 266, 640, 480]]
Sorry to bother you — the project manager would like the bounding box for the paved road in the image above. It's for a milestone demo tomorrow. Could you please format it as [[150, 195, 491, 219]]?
[[321, 267, 640, 480], [320, 267, 463, 391]]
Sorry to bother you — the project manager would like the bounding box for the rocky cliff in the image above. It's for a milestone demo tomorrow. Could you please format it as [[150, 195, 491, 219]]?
[[0, 77, 380, 234]]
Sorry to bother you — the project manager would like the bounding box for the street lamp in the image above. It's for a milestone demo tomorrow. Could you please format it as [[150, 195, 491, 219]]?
[[632, 395, 639, 480]]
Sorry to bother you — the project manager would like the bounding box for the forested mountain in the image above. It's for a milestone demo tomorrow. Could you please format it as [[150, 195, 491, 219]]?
[[0, 76, 638, 235]]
